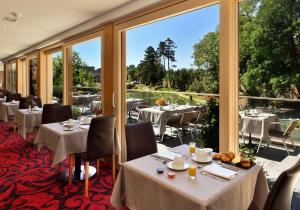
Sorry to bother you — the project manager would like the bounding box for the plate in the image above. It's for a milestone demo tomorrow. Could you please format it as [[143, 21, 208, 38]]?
[[166, 161, 190, 171], [64, 128, 74, 131], [192, 156, 212, 163]]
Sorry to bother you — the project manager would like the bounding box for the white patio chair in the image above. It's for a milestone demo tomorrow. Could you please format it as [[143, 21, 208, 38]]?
[[260, 119, 299, 154]]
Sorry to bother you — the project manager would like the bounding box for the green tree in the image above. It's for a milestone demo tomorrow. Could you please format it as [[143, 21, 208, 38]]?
[[193, 30, 219, 93], [164, 38, 177, 87]]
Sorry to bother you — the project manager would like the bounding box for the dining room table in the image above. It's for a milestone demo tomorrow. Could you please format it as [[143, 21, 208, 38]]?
[[240, 110, 279, 146], [0, 101, 20, 122], [111, 144, 269, 210], [14, 108, 43, 139], [138, 104, 196, 135], [34, 118, 120, 182]]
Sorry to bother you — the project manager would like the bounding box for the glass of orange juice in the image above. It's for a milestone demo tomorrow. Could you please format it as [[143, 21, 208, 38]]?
[[188, 165, 197, 179], [189, 142, 196, 155]]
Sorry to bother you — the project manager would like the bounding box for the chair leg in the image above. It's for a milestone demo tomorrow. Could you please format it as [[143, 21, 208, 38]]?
[[177, 128, 183, 144], [283, 138, 290, 155], [188, 128, 194, 141], [68, 154, 73, 185], [161, 133, 165, 142], [84, 161, 89, 198], [13, 123, 17, 133], [256, 139, 263, 153], [96, 159, 100, 176], [112, 154, 116, 184]]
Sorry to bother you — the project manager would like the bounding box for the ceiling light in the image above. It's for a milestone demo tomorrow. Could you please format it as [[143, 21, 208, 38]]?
[[3, 12, 21, 23]]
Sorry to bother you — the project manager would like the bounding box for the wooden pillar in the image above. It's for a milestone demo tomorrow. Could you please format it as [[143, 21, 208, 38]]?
[[37, 50, 47, 104], [63, 47, 73, 105], [101, 23, 115, 115], [219, 0, 239, 153], [46, 54, 53, 103]]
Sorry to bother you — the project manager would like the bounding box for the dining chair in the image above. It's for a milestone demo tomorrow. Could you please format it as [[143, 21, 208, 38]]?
[[125, 121, 157, 161], [74, 116, 115, 198], [19, 97, 27, 109], [189, 110, 204, 136], [52, 105, 73, 122], [163, 112, 194, 144], [259, 119, 299, 154], [263, 159, 300, 210], [6, 93, 21, 102]]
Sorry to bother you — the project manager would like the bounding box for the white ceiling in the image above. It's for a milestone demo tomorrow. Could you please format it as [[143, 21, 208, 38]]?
[[0, 0, 162, 60]]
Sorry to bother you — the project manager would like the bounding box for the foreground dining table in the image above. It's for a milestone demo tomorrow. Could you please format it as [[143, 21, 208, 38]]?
[[111, 144, 269, 210], [0, 101, 19, 122], [14, 108, 42, 139]]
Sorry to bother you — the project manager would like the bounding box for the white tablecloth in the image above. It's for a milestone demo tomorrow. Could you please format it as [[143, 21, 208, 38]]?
[[111, 144, 269, 210], [14, 109, 42, 138], [240, 112, 278, 143], [34, 121, 120, 165], [138, 105, 195, 135], [34, 123, 89, 165], [0, 98, 6, 104], [0, 101, 19, 122]]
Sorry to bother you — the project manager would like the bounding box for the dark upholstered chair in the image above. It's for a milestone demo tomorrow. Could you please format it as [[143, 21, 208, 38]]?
[[263, 160, 300, 210], [34, 97, 42, 108], [42, 104, 73, 124], [72, 116, 115, 198], [41, 104, 58, 124], [0, 90, 9, 98], [19, 97, 27, 109], [52, 105, 73, 122], [6, 93, 21, 102], [125, 121, 157, 161]]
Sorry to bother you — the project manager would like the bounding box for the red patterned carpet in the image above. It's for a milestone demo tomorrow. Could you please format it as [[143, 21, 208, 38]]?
[[0, 122, 114, 210]]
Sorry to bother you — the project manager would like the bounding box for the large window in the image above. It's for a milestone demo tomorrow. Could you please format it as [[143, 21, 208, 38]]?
[[125, 4, 220, 149], [239, 0, 300, 148], [71, 38, 101, 118], [5, 61, 17, 92]]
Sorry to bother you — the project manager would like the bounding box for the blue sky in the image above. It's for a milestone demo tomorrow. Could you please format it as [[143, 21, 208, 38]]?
[[64, 4, 219, 70]]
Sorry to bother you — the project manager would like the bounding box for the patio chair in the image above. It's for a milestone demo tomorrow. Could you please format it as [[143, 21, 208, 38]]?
[[190, 110, 204, 136], [263, 159, 300, 210], [163, 112, 194, 144], [258, 119, 299, 154], [74, 116, 115, 198], [125, 121, 157, 161]]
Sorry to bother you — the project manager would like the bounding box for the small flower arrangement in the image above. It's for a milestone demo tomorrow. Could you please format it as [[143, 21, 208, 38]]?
[[155, 98, 166, 106]]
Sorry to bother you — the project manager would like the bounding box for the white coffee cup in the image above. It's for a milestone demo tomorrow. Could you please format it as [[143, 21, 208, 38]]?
[[196, 149, 209, 161], [173, 156, 185, 169], [204, 148, 213, 156]]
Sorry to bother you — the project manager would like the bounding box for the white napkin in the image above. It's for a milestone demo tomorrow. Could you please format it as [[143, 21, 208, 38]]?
[[202, 163, 238, 179], [153, 150, 182, 161], [79, 125, 89, 130]]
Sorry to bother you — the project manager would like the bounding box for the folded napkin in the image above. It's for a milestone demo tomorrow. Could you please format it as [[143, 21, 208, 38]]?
[[79, 125, 90, 130], [202, 163, 238, 179], [153, 150, 182, 161]]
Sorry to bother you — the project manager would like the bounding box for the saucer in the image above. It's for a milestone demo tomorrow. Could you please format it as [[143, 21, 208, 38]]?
[[192, 155, 212, 163], [64, 127, 74, 131], [167, 161, 190, 171]]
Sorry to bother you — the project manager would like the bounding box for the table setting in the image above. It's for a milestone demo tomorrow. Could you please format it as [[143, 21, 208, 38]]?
[[111, 144, 269, 210], [0, 100, 20, 122]]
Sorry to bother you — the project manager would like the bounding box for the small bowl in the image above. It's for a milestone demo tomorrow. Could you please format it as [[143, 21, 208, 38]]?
[[167, 172, 176, 179]]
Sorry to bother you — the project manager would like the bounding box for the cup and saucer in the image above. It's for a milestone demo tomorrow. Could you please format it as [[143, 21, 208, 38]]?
[[167, 156, 190, 171], [64, 119, 74, 131], [192, 149, 213, 163]]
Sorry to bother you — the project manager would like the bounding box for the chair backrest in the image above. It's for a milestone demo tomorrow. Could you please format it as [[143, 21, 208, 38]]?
[[264, 160, 300, 210], [180, 112, 194, 126], [6, 93, 21, 102], [85, 116, 115, 160], [125, 121, 158, 161], [19, 97, 27, 109], [42, 104, 59, 124], [52, 105, 73, 122], [283, 119, 299, 137], [34, 97, 42, 108]]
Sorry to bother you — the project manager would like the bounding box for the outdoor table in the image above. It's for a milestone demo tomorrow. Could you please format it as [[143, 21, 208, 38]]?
[[0, 101, 20, 122], [240, 112, 278, 145], [126, 98, 144, 113], [14, 108, 42, 139], [111, 144, 269, 210], [138, 105, 195, 135]]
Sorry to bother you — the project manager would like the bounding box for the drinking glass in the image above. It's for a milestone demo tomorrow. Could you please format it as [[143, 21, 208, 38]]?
[[189, 142, 196, 155], [188, 165, 197, 179]]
